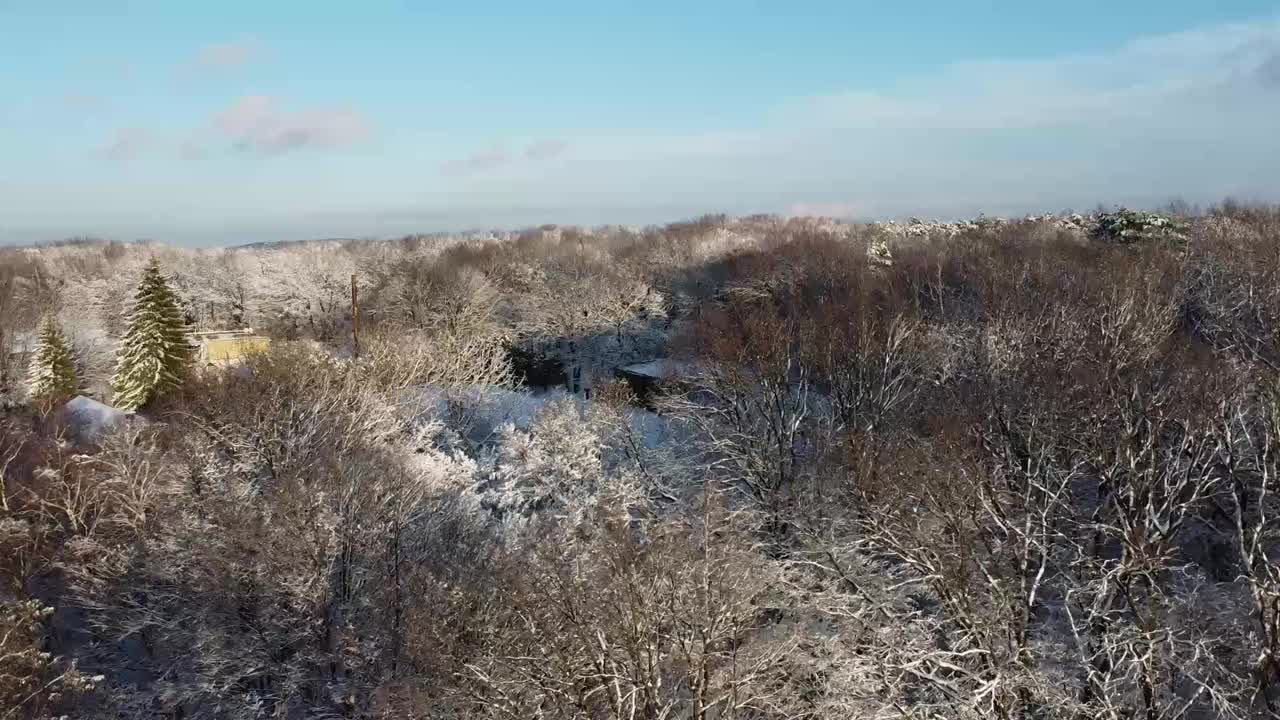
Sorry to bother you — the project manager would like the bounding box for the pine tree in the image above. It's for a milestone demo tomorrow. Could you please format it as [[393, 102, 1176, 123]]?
[[27, 316, 79, 402], [111, 259, 194, 410]]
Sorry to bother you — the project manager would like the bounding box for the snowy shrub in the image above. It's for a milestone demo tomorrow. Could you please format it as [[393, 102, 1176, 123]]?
[[0, 599, 102, 716], [867, 235, 894, 267], [486, 399, 603, 520], [1091, 208, 1189, 243], [405, 418, 480, 495]]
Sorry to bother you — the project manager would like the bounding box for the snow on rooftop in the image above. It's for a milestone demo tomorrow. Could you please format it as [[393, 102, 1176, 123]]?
[[618, 358, 702, 381], [62, 395, 140, 440]]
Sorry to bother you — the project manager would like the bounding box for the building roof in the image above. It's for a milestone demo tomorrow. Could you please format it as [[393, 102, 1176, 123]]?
[[62, 395, 139, 440], [617, 358, 703, 382]]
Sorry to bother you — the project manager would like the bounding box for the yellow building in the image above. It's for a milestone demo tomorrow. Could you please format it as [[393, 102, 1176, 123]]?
[[194, 329, 270, 366]]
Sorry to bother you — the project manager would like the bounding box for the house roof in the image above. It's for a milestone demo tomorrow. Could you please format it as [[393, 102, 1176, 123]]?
[[63, 395, 139, 440], [617, 358, 703, 382]]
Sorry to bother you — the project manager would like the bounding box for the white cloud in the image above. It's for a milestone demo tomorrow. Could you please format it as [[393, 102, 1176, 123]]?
[[779, 19, 1280, 131], [524, 139, 567, 161], [179, 137, 206, 161], [442, 145, 510, 175], [1259, 50, 1280, 88], [535, 17, 1280, 218], [100, 128, 153, 161], [214, 95, 372, 154], [61, 93, 106, 110], [442, 140, 568, 175], [190, 39, 263, 71]]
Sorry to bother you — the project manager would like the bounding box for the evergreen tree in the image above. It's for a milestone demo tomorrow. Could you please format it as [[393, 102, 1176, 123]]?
[[27, 316, 79, 402], [111, 259, 194, 410]]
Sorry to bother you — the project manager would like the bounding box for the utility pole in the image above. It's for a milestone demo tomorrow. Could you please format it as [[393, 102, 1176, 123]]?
[[351, 273, 360, 359]]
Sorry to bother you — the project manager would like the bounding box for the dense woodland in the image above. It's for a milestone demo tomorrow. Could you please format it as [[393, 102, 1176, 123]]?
[[2, 204, 1280, 719]]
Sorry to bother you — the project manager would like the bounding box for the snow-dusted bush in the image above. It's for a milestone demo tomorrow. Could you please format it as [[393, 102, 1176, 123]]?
[[1091, 208, 1189, 243], [872, 211, 1093, 241], [0, 599, 102, 717], [485, 398, 606, 520]]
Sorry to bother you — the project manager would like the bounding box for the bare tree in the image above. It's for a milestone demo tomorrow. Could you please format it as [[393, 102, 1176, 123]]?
[[1215, 386, 1280, 714], [459, 491, 801, 720]]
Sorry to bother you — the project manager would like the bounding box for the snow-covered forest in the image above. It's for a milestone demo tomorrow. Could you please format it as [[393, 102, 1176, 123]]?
[[3, 204, 1280, 719]]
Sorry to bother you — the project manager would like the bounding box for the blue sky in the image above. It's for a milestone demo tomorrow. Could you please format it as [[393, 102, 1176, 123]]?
[[2, 1, 1279, 246]]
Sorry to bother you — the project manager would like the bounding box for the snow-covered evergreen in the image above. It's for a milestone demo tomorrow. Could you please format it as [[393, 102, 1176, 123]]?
[[111, 259, 194, 411], [26, 316, 79, 402]]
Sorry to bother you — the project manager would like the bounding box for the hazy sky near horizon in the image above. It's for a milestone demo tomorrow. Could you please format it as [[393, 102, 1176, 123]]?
[[2, 1, 1279, 246]]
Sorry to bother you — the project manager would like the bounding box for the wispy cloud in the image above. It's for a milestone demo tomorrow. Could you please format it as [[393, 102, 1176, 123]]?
[[100, 128, 153, 161], [179, 137, 206, 161], [443, 140, 568, 175], [442, 145, 510, 175], [61, 93, 106, 110], [470, 146, 508, 169], [1258, 50, 1280, 89], [780, 19, 1280, 131], [566, 16, 1280, 218], [214, 95, 372, 153], [524, 139, 567, 161], [189, 39, 264, 72]]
